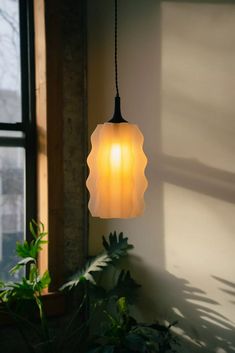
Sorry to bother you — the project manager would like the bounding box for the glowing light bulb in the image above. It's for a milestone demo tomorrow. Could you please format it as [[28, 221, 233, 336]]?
[[110, 144, 121, 168]]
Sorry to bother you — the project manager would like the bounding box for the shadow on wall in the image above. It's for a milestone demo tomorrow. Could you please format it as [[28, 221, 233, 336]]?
[[127, 255, 235, 353], [132, 151, 235, 351], [158, 155, 235, 205], [147, 1, 235, 351], [87, 0, 235, 352], [212, 276, 235, 301]]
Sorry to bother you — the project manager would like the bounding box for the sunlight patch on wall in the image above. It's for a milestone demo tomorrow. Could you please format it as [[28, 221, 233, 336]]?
[[162, 2, 235, 174], [162, 5, 235, 349]]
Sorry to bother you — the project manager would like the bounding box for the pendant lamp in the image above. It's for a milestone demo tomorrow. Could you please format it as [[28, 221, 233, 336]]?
[[86, 0, 148, 219]]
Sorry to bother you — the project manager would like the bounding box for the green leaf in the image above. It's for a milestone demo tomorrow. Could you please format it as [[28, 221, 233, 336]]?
[[62, 232, 133, 292], [109, 270, 141, 304], [117, 297, 128, 316], [61, 253, 112, 290], [10, 257, 36, 274], [29, 263, 38, 284], [40, 270, 51, 289], [16, 241, 30, 258], [15, 221, 47, 260], [0, 221, 51, 303], [131, 326, 160, 342], [29, 221, 37, 239], [1, 278, 35, 302], [103, 232, 133, 261]]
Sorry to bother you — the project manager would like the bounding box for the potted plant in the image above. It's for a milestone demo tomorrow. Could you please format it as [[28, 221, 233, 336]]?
[[0, 222, 178, 353]]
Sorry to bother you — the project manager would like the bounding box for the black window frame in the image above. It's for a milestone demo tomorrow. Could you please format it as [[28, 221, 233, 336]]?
[[0, 0, 36, 241]]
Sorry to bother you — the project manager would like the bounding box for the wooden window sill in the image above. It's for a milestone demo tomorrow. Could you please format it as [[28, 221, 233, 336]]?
[[0, 291, 65, 326]]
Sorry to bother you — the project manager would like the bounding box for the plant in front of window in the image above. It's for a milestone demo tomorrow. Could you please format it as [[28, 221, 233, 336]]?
[[0, 221, 51, 353], [60, 232, 179, 353], [0, 224, 179, 353]]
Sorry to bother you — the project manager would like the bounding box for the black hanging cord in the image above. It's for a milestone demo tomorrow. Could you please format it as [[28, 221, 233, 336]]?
[[109, 0, 127, 123], [115, 0, 119, 97]]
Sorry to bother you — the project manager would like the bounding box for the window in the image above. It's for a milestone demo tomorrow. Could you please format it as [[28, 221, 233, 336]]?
[[0, 0, 36, 281]]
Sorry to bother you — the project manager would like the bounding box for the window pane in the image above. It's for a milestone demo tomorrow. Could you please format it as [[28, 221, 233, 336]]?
[[0, 0, 21, 123], [0, 147, 24, 281], [0, 131, 24, 138]]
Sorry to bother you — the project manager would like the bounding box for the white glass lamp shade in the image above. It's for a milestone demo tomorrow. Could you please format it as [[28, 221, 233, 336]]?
[[86, 122, 148, 218]]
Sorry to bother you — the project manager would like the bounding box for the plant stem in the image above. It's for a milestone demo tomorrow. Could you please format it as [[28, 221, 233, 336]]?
[[35, 295, 52, 353]]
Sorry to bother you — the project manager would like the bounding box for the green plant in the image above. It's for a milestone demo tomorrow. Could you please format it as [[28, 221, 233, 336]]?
[[61, 232, 178, 353], [61, 232, 134, 290], [59, 232, 141, 353], [0, 225, 178, 353], [0, 221, 51, 353], [87, 296, 178, 353]]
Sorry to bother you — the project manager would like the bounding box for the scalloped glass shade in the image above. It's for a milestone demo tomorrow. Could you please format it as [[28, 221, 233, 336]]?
[[86, 122, 148, 218]]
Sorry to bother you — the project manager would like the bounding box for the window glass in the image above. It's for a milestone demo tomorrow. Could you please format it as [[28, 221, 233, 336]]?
[[0, 131, 23, 138], [0, 0, 21, 123], [0, 147, 24, 281]]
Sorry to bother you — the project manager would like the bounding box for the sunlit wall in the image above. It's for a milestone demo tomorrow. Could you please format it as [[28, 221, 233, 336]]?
[[87, 1, 235, 352]]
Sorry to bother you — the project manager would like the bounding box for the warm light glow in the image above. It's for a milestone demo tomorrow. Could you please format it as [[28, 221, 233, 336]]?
[[86, 122, 148, 218], [110, 143, 122, 168]]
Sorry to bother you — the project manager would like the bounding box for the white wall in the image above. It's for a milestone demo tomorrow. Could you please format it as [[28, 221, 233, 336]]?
[[87, 1, 235, 352]]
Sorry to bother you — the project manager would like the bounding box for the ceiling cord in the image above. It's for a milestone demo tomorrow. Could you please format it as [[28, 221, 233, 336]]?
[[115, 0, 119, 97], [108, 0, 127, 123]]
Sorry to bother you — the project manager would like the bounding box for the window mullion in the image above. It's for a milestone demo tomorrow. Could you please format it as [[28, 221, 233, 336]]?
[[0, 137, 25, 148], [0, 123, 25, 132]]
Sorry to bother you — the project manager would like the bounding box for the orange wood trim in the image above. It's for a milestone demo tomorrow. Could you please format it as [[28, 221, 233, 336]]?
[[34, 0, 64, 290], [34, 0, 48, 280]]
